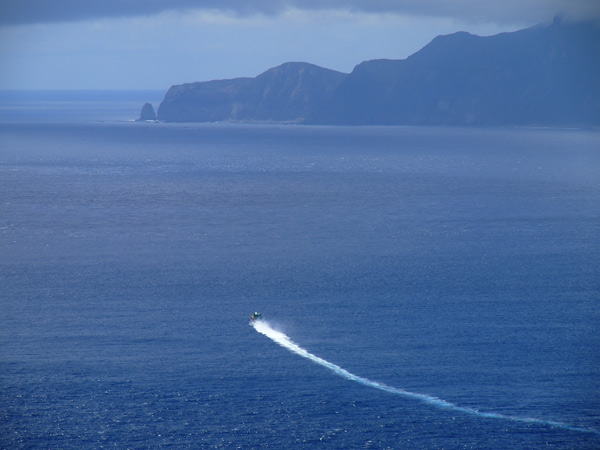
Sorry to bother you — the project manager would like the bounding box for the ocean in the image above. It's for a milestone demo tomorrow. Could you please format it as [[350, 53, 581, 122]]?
[[1, 92, 599, 449]]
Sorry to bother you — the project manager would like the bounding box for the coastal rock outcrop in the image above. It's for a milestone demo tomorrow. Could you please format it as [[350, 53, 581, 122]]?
[[137, 102, 156, 121]]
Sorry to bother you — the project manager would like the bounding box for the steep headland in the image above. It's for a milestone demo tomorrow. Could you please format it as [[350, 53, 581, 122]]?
[[157, 62, 345, 123], [157, 18, 600, 126]]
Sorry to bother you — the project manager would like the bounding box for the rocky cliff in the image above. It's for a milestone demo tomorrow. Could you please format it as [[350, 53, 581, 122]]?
[[317, 18, 600, 125], [157, 18, 600, 126], [157, 62, 345, 123]]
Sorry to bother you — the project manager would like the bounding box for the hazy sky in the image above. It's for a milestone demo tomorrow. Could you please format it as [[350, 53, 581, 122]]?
[[1, 0, 598, 90]]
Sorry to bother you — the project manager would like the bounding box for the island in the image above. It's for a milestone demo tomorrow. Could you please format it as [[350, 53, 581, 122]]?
[[154, 18, 600, 126]]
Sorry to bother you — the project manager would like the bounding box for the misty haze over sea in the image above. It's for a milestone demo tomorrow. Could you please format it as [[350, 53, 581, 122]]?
[[0, 90, 165, 123]]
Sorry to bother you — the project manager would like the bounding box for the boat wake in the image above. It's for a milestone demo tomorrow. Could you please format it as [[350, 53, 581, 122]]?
[[252, 320, 599, 435]]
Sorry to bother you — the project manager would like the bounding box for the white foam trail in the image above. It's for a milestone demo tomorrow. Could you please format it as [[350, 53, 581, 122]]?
[[253, 320, 599, 435]]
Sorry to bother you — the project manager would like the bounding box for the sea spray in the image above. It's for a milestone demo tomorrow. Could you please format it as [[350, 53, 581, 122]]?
[[253, 320, 599, 435]]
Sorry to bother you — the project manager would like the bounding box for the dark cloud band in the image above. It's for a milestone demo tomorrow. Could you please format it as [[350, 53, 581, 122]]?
[[1, 0, 599, 26]]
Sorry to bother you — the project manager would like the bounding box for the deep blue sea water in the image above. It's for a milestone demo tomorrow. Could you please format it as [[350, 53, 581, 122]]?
[[1, 96, 599, 449]]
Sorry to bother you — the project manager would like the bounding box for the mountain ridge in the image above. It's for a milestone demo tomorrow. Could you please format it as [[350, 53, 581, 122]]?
[[157, 18, 600, 126]]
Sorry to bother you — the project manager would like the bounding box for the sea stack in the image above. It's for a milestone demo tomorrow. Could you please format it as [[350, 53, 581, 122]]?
[[137, 102, 157, 121]]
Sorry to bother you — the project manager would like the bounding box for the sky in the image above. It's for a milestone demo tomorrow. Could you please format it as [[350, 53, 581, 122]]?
[[1, 0, 599, 90]]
